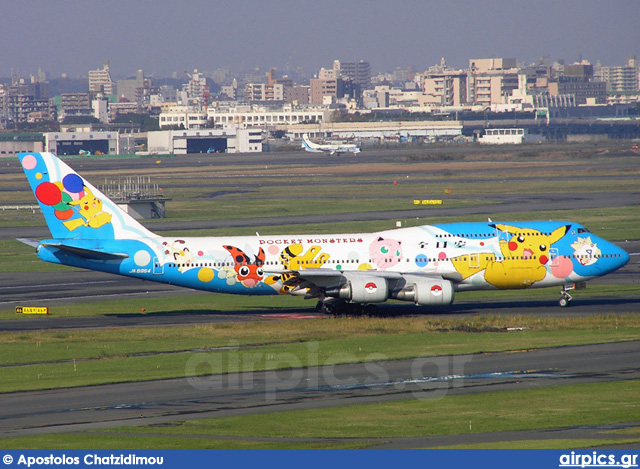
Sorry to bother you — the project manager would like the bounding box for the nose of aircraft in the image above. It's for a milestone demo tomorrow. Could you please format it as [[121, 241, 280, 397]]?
[[606, 241, 630, 273], [617, 244, 631, 268], [584, 236, 630, 276]]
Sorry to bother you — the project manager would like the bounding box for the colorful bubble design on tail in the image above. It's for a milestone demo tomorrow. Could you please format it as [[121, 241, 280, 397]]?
[[34, 173, 85, 221]]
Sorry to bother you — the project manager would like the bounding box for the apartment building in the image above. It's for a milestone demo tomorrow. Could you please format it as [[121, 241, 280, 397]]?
[[244, 83, 285, 102], [468, 58, 519, 106], [0, 79, 54, 124], [288, 85, 310, 105], [60, 93, 92, 120], [309, 78, 358, 104], [600, 60, 639, 93], [335, 60, 371, 88], [420, 72, 467, 107], [89, 61, 115, 96]]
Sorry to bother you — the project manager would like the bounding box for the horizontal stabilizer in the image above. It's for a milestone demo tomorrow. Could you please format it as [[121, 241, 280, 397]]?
[[40, 242, 129, 260], [16, 238, 40, 248]]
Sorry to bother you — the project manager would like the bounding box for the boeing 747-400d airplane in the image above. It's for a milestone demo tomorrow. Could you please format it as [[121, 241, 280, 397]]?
[[301, 134, 361, 155], [18, 152, 629, 314]]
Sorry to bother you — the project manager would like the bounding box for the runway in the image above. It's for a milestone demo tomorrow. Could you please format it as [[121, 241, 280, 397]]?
[[0, 340, 638, 448]]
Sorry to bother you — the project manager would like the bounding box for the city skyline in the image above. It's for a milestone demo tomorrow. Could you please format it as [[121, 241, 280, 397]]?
[[2, 0, 639, 79]]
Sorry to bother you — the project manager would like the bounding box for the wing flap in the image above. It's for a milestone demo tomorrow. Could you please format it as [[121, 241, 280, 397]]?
[[266, 268, 462, 292]]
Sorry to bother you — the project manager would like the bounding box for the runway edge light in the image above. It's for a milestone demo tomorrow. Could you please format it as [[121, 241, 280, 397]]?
[[15, 306, 49, 315]]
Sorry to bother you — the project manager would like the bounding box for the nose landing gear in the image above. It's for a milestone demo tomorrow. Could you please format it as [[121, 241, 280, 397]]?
[[559, 290, 572, 307], [558, 282, 586, 307]]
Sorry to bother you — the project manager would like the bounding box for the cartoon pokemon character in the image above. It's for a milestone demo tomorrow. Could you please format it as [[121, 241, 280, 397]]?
[[451, 224, 569, 289], [62, 186, 112, 231], [264, 244, 330, 293], [163, 240, 195, 273], [369, 237, 402, 271], [222, 245, 265, 288], [571, 237, 601, 266]]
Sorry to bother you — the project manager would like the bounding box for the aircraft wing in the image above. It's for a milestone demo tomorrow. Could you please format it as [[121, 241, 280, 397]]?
[[265, 268, 462, 298], [280, 268, 461, 282]]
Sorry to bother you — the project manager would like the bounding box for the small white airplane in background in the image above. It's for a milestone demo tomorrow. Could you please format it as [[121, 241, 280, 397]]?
[[301, 134, 361, 155]]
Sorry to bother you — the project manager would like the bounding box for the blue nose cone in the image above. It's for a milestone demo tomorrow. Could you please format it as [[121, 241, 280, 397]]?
[[616, 244, 630, 269], [585, 238, 630, 277]]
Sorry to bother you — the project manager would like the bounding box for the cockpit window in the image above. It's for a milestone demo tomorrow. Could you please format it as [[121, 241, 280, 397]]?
[[577, 228, 591, 233]]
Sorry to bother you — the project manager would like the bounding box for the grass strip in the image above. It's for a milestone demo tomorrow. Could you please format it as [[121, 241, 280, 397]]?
[[438, 437, 640, 449], [0, 381, 637, 449], [0, 433, 373, 450], [103, 380, 640, 440], [1, 314, 638, 393]]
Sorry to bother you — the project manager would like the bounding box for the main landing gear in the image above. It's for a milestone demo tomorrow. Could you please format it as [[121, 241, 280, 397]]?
[[316, 299, 378, 316]]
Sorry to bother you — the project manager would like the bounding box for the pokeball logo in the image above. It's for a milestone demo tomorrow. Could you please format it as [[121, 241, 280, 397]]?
[[365, 282, 378, 293], [431, 285, 443, 296]]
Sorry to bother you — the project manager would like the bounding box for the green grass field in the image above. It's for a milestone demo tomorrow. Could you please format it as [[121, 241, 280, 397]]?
[[1, 380, 638, 448], [1, 314, 639, 393]]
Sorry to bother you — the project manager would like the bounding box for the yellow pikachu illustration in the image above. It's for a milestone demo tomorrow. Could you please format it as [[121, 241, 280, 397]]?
[[63, 186, 112, 231], [451, 224, 569, 289]]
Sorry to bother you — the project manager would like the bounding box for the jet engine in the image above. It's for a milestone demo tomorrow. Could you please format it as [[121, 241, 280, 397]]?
[[331, 275, 389, 304], [393, 277, 454, 306]]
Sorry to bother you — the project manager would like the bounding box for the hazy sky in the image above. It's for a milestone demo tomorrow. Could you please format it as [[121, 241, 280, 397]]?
[[2, 0, 639, 78]]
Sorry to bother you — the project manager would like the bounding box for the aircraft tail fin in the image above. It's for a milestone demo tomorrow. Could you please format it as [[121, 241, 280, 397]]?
[[301, 134, 321, 152], [19, 152, 157, 240]]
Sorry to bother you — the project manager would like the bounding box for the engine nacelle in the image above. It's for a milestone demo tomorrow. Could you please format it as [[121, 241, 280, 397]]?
[[336, 275, 389, 304], [394, 277, 454, 306]]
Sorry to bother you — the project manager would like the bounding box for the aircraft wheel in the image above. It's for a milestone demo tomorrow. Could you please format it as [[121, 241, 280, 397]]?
[[321, 303, 336, 315], [559, 296, 571, 308], [318, 300, 345, 315]]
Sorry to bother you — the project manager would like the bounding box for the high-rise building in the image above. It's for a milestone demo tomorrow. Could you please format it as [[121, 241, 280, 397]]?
[[334, 60, 371, 88], [60, 93, 92, 120], [417, 59, 467, 106], [600, 58, 639, 93], [89, 61, 115, 96], [1, 76, 53, 124], [468, 58, 519, 106], [309, 77, 357, 104]]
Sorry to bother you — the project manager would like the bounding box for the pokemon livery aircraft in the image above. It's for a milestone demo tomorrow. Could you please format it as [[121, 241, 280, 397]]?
[[19, 152, 629, 314]]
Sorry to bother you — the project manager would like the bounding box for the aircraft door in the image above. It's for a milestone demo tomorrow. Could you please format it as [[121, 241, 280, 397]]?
[[468, 253, 480, 269], [549, 248, 559, 267], [153, 257, 164, 275]]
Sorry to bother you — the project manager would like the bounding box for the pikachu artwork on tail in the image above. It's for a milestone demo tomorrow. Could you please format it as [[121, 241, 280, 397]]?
[[63, 186, 112, 231]]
